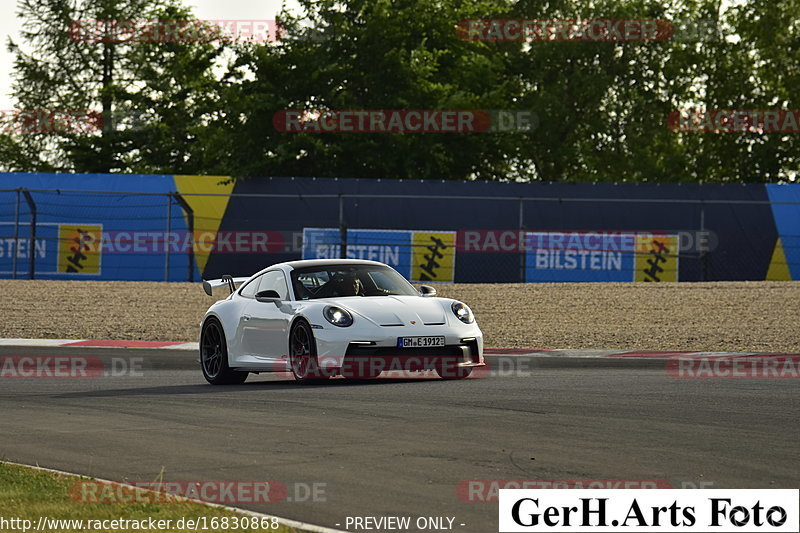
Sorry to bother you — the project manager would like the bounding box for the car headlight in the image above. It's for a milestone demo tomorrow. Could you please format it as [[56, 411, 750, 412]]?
[[451, 302, 474, 324], [323, 305, 353, 327]]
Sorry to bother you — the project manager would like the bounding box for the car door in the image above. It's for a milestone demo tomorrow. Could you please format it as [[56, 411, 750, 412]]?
[[241, 270, 293, 361], [233, 273, 263, 358]]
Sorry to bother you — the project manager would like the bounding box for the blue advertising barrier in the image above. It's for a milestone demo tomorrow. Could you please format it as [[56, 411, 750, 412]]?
[[1, 173, 798, 282], [0, 173, 196, 281]]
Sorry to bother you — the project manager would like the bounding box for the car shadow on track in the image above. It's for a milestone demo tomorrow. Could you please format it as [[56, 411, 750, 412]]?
[[52, 375, 448, 399]]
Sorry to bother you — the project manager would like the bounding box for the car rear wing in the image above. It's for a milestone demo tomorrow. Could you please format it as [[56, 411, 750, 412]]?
[[202, 275, 250, 296]]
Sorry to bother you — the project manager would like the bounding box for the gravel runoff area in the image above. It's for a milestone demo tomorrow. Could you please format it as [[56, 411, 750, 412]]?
[[2, 280, 799, 352]]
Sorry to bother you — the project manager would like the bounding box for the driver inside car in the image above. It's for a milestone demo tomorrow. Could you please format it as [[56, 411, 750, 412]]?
[[336, 271, 364, 296], [315, 271, 365, 297]]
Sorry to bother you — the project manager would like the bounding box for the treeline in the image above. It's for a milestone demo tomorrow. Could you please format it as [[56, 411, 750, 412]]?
[[1, 0, 798, 182]]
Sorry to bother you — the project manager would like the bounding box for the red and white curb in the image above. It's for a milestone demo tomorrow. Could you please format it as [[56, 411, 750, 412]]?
[[533, 349, 765, 358], [0, 339, 795, 359], [0, 338, 199, 350]]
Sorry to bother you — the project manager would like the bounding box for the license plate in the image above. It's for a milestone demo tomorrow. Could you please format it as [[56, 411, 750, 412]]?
[[397, 336, 445, 348]]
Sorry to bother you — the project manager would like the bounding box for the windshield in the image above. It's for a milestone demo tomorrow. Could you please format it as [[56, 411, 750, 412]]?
[[290, 264, 419, 300]]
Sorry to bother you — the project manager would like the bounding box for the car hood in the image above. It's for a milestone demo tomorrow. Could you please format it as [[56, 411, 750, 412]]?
[[337, 296, 448, 327]]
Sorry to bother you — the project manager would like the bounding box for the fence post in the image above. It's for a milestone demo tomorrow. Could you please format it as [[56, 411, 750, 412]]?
[[699, 200, 708, 281], [21, 190, 36, 280], [165, 193, 171, 282], [339, 194, 347, 259], [518, 197, 525, 283], [11, 189, 20, 279], [172, 192, 195, 282]]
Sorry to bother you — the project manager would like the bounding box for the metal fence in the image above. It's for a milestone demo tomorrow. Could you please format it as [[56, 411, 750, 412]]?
[[0, 188, 194, 281], [0, 187, 797, 282]]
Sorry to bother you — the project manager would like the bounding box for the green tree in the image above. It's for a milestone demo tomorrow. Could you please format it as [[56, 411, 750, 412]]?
[[507, 0, 799, 182], [195, 0, 527, 180], [4, 0, 797, 182], [5, 0, 225, 173], [677, 0, 800, 182]]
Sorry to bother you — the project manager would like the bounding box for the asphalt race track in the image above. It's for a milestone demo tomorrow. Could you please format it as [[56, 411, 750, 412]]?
[[1, 346, 798, 533]]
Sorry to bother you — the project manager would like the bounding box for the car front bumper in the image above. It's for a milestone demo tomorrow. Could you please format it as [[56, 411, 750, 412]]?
[[312, 324, 484, 372]]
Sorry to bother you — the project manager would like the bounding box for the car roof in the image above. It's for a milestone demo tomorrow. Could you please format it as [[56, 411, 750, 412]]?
[[247, 259, 391, 280], [280, 259, 388, 270]]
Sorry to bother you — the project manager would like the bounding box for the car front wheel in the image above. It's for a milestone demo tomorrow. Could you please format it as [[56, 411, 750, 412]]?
[[289, 320, 330, 383]]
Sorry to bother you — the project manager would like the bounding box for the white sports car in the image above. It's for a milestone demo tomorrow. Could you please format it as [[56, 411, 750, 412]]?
[[199, 259, 484, 384]]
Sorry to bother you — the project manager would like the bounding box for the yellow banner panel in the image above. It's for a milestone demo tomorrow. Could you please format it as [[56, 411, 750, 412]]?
[[173, 175, 235, 275], [635, 234, 678, 282], [58, 224, 103, 274], [411, 231, 456, 282]]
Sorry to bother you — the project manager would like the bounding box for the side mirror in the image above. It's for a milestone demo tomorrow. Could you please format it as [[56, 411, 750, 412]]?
[[418, 285, 437, 297], [256, 289, 281, 302]]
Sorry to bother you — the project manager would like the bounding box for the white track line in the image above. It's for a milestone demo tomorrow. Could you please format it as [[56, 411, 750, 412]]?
[[0, 338, 84, 346], [2, 460, 348, 533], [161, 342, 199, 351], [0, 339, 198, 350]]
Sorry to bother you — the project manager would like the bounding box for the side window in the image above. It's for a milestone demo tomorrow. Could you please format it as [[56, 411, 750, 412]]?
[[258, 270, 289, 300], [298, 271, 329, 289], [239, 275, 262, 298]]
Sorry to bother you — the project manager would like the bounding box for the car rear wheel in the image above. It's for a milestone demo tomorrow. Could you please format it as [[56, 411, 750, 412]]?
[[289, 320, 329, 383], [201, 318, 248, 385]]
